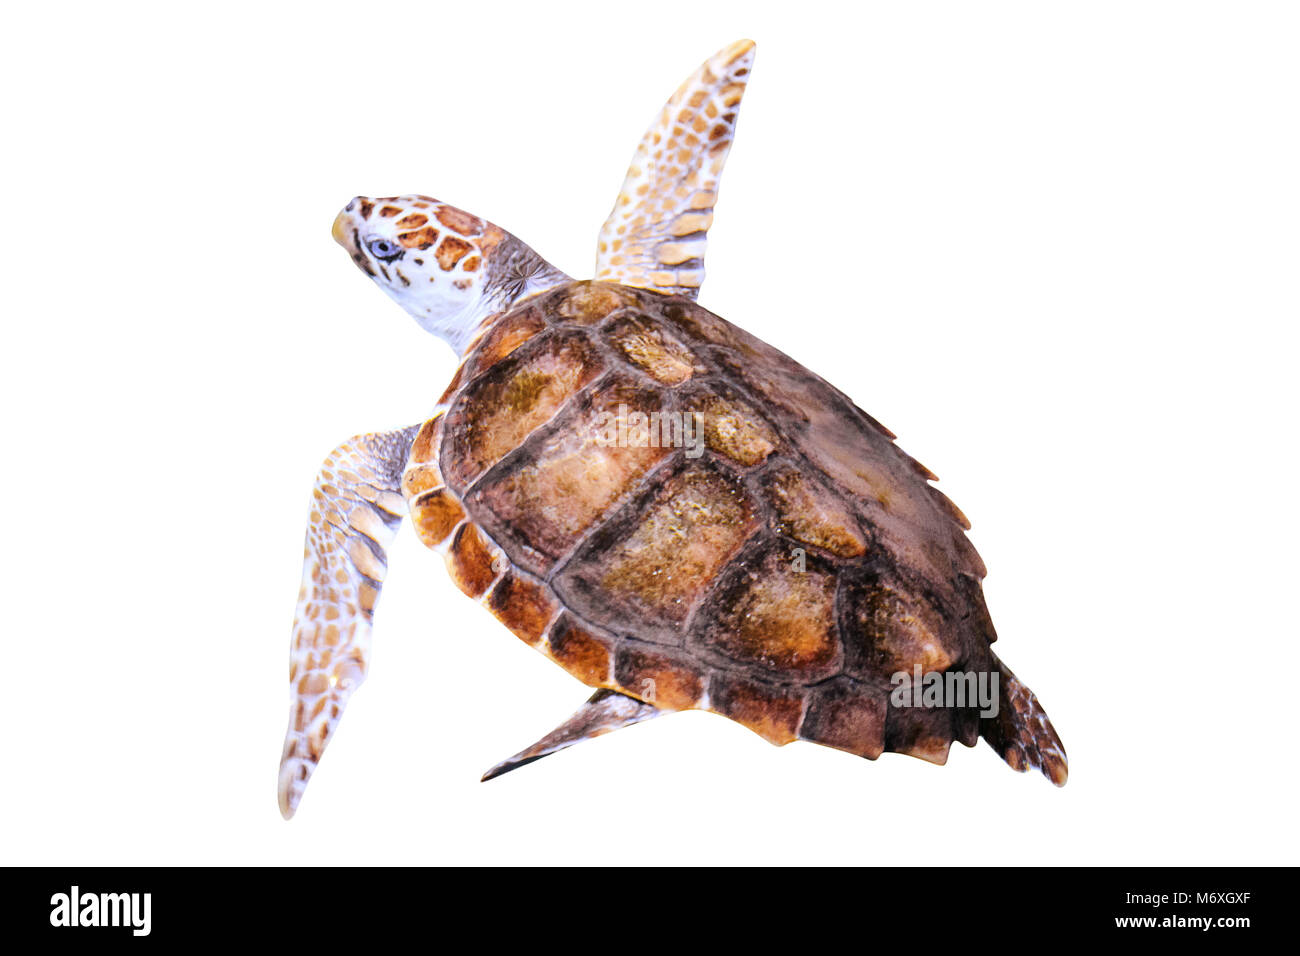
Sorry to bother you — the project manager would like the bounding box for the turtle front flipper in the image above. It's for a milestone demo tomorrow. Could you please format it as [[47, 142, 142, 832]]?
[[594, 39, 755, 299], [277, 426, 418, 819], [481, 689, 661, 782]]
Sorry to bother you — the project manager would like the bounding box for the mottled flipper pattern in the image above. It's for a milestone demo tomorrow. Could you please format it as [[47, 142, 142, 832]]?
[[278, 427, 419, 818], [481, 689, 661, 782], [981, 654, 1069, 786], [595, 39, 755, 298]]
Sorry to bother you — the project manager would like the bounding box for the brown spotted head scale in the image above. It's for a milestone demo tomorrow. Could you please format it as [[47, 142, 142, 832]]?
[[332, 195, 569, 353]]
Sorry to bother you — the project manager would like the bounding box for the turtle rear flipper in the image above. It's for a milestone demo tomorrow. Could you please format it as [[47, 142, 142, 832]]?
[[981, 655, 1069, 786], [481, 689, 661, 782]]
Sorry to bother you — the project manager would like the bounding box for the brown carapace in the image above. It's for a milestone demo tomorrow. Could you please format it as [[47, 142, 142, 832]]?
[[408, 282, 1067, 783]]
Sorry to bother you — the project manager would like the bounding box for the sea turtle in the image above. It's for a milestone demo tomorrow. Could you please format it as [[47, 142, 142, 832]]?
[[277, 39, 1067, 819]]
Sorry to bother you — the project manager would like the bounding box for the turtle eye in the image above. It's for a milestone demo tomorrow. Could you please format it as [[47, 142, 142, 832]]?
[[366, 237, 403, 262]]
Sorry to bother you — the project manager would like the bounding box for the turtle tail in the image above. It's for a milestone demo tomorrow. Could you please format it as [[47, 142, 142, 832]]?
[[980, 653, 1068, 786]]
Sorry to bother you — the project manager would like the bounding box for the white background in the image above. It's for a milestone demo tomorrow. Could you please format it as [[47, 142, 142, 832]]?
[[2, 1, 1296, 865]]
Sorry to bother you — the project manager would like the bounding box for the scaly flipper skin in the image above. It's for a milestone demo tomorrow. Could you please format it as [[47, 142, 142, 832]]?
[[981, 654, 1068, 786], [481, 689, 661, 782], [595, 39, 755, 298], [278, 427, 419, 819]]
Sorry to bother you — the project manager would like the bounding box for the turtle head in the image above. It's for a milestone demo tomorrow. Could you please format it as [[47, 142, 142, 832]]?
[[332, 195, 568, 353]]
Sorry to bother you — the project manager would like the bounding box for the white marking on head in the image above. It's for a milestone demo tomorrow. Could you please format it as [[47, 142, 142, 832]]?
[[332, 195, 568, 353]]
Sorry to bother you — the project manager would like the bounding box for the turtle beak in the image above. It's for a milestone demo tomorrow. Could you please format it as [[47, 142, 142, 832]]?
[[333, 202, 377, 277]]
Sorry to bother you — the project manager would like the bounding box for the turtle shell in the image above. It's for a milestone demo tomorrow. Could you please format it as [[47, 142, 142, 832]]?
[[404, 281, 1001, 766]]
